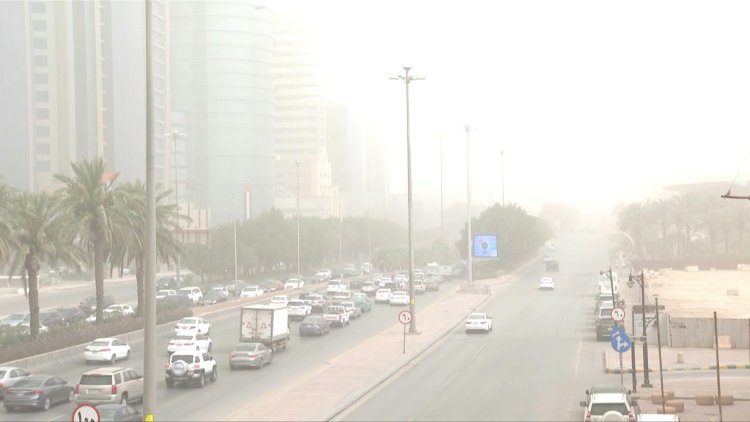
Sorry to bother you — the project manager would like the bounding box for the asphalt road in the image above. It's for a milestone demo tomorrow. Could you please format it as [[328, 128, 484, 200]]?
[[341, 232, 626, 421], [0, 278, 461, 421]]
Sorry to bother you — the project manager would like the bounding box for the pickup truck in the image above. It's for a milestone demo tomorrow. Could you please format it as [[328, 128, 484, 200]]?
[[323, 305, 350, 327], [165, 351, 217, 388]]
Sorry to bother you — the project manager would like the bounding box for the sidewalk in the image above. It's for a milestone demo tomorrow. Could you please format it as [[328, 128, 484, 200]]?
[[635, 377, 750, 422], [605, 345, 750, 374], [224, 283, 494, 421]]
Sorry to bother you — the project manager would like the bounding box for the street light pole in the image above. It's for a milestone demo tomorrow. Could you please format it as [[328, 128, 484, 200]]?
[[143, 1, 157, 418], [233, 192, 238, 298], [391, 66, 424, 334], [296, 161, 300, 284], [629, 271, 652, 387], [167, 130, 185, 283], [465, 125, 473, 285]]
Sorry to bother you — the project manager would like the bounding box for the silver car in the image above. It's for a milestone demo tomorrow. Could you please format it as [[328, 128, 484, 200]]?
[[228, 343, 273, 370], [75, 367, 143, 405], [0, 367, 31, 398]]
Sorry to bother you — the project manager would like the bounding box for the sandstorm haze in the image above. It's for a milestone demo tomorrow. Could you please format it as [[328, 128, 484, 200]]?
[[2, 0, 750, 233]]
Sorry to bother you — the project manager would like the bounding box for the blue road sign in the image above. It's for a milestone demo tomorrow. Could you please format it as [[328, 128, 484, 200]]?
[[610, 326, 631, 353]]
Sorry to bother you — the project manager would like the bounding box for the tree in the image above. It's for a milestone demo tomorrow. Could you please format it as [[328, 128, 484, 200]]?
[[55, 159, 131, 323], [9, 191, 82, 337], [0, 180, 16, 265], [111, 182, 181, 316]]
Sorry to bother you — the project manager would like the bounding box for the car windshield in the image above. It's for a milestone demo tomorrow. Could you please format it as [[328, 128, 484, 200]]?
[[0, 370, 6, 377], [4, 313, 26, 320], [467, 314, 485, 320], [90, 340, 110, 347], [174, 335, 193, 340], [235, 343, 257, 351], [288, 301, 304, 306], [179, 318, 197, 324]]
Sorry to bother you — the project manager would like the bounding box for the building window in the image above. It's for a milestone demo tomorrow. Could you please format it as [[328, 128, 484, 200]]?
[[32, 19, 46, 31], [34, 55, 48, 67], [33, 38, 47, 49], [35, 108, 49, 120], [35, 161, 50, 172], [36, 142, 50, 154], [35, 126, 50, 137], [35, 90, 49, 102], [31, 2, 45, 13], [33, 73, 48, 85]]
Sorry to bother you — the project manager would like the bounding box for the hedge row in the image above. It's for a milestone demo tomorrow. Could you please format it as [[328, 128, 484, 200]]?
[[0, 307, 192, 364]]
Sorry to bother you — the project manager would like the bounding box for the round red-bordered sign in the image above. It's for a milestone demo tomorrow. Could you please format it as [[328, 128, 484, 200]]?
[[72, 403, 100, 422], [610, 307, 626, 322], [398, 310, 412, 325]]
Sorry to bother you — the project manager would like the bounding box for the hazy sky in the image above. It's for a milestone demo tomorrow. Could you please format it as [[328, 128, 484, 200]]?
[[276, 0, 750, 219]]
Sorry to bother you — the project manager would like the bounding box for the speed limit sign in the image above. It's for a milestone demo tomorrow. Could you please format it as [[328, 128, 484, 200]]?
[[610, 307, 625, 322], [398, 310, 412, 325], [72, 404, 100, 422]]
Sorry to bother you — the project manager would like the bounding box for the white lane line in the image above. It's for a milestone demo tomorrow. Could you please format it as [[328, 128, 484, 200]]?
[[443, 371, 459, 387]]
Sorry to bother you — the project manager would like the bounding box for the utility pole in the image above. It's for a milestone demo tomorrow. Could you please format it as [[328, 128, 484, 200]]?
[[143, 1, 157, 419], [390, 66, 424, 334], [465, 125, 473, 285], [629, 271, 652, 387], [338, 200, 342, 267], [296, 161, 300, 283], [167, 130, 185, 283]]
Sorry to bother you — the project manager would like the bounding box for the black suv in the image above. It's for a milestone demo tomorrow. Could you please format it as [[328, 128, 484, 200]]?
[[79, 295, 116, 314]]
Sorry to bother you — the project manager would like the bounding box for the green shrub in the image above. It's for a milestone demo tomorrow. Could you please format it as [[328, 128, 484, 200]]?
[[0, 307, 192, 364]]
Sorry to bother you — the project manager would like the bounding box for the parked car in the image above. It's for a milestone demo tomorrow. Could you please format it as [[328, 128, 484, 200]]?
[[199, 290, 228, 306], [580, 389, 637, 421], [174, 317, 211, 335], [375, 288, 391, 304], [389, 291, 409, 306], [79, 295, 116, 314], [259, 279, 284, 293], [228, 342, 273, 370], [287, 300, 312, 320], [75, 367, 143, 405], [177, 287, 203, 304], [340, 301, 362, 319], [95, 404, 144, 421], [298, 316, 331, 336], [0, 367, 31, 399], [0, 313, 30, 328], [84, 338, 132, 364], [3, 375, 73, 412], [239, 285, 264, 298], [103, 304, 135, 317], [465, 313, 493, 333], [167, 333, 213, 355], [155, 289, 177, 299]]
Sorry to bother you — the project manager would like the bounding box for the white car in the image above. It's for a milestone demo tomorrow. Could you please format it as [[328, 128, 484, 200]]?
[[377, 276, 391, 287], [270, 295, 289, 306], [375, 288, 391, 304], [178, 286, 203, 304], [0, 367, 31, 398], [84, 337, 131, 364], [326, 280, 347, 293], [465, 312, 493, 333], [389, 291, 409, 306], [167, 333, 212, 355], [156, 289, 177, 299], [284, 278, 305, 289], [174, 317, 211, 335], [239, 285, 264, 298], [539, 277, 555, 290], [340, 301, 362, 319], [103, 304, 135, 317], [287, 300, 312, 319], [361, 281, 378, 295], [581, 392, 636, 421]]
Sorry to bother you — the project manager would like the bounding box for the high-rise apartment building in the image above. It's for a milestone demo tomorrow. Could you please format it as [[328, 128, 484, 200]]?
[[169, 1, 276, 225], [273, 14, 338, 218]]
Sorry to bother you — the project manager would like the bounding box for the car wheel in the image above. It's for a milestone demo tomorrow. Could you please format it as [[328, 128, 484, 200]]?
[[197, 373, 205, 388], [166, 378, 174, 389], [120, 393, 128, 405], [126, 350, 131, 360], [110, 354, 116, 364], [210, 368, 217, 382], [67, 390, 74, 402], [258, 359, 264, 370], [41, 396, 51, 410]]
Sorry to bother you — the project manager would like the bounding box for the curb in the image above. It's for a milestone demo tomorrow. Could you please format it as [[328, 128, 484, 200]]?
[[326, 255, 539, 422], [605, 363, 750, 374]]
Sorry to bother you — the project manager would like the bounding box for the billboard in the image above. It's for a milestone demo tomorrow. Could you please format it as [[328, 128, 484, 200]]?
[[473, 235, 498, 258]]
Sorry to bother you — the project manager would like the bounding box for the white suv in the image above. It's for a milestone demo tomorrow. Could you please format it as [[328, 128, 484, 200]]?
[[178, 287, 203, 304], [326, 280, 347, 293], [375, 289, 391, 304], [167, 333, 213, 355], [580, 392, 636, 422], [165, 352, 217, 389], [239, 286, 264, 298], [287, 300, 312, 320]]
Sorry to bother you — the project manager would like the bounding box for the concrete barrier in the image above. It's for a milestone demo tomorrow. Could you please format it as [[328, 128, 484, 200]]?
[[695, 394, 714, 405], [716, 394, 734, 405], [665, 400, 684, 412]]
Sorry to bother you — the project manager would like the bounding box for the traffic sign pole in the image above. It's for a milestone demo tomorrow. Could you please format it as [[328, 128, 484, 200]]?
[[403, 323, 406, 354], [398, 311, 412, 354]]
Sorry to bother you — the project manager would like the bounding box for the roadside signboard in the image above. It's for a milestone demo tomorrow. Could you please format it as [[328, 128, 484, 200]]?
[[610, 326, 632, 353], [72, 404, 100, 422], [398, 310, 412, 325]]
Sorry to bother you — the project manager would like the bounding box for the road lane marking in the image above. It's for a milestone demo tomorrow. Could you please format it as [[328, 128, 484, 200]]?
[[443, 371, 459, 387]]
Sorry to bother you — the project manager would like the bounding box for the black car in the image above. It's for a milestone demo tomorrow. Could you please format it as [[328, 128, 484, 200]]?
[[3, 375, 73, 412], [55, 307, 88, 325], [38, 310, 66, 328], [157, 277, 181, 291], [79, 295, 116, 314], [299, 316, 331, 336], [198, 291, 227, 306], [96, 404, 144, 421], [595, 319, 616, 341]]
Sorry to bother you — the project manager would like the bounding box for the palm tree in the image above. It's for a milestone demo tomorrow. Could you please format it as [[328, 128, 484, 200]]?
[[55, 159, 131, 323], [112, 182, 182, 316], [9, 191, 82, 337], [0, 181, 16, 264]]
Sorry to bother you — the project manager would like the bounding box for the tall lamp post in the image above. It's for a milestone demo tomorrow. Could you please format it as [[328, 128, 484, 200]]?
[[391, 66, 424, 334], [295, 161, 300, 284], [166, 130, 186, 281], [465, 125, 473, 285], [629, 271, 652, 387]]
